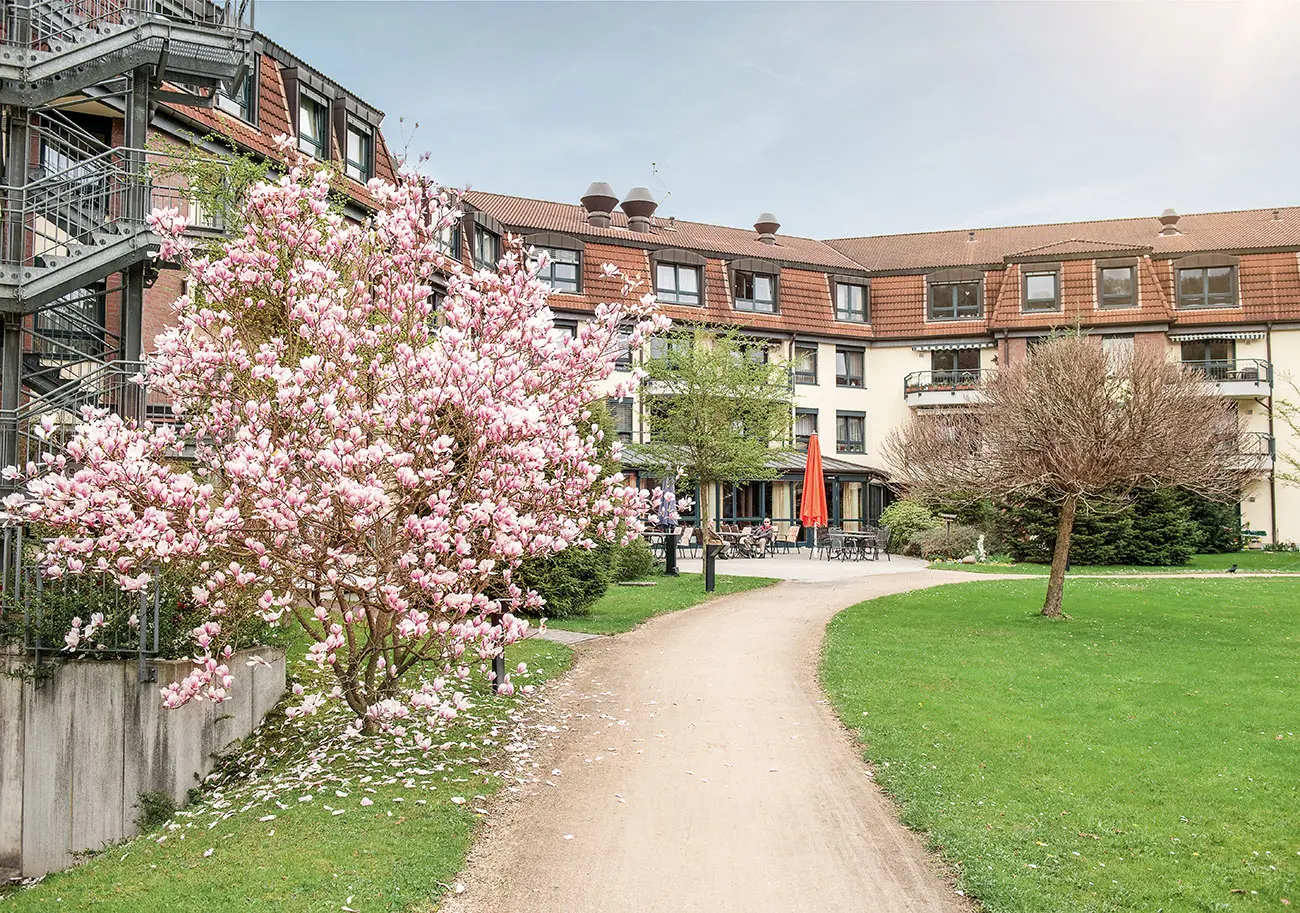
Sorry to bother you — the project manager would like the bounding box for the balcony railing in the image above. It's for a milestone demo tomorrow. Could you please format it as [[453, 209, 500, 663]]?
[[1181, 358, 1273, 396], [903, 369, 985, 406]]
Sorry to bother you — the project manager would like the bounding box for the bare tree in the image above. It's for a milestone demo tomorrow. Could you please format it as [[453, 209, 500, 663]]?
[[886, 333, 1261, 617]]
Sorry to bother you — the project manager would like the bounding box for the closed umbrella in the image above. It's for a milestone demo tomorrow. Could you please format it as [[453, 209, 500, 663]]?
[[799, 432, 829, 555]]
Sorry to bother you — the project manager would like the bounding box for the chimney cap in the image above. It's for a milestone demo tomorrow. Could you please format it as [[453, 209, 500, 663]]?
[[754, 212, 780, 237], [581, 181, 618, 213], [620, 186, 658, 219], [1159, 207, 1179, 225]]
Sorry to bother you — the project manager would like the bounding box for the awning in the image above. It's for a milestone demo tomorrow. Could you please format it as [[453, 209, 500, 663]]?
[[911, 340, 997, 351], [1169, 331, 1265, 341]]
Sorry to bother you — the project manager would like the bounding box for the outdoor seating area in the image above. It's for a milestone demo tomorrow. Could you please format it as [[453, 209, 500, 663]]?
[[805, 524, 893, 562], [643, 521, 893, 562]]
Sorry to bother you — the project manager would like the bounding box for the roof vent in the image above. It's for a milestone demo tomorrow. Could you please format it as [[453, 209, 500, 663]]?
[[1272, 209, 1282, 222], [620, 187, 658, 232], [754, 212, 780, 244], [1158, 207, 1181, 235], [968, 230, 976, 242], [580, 182, 618, 228]]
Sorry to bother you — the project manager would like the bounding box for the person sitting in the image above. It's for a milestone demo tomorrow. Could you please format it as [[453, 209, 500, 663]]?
[[753, 518, 776, 556]]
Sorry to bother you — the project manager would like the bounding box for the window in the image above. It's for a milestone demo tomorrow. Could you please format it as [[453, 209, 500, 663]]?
[[795, 409, 818, 449], [1022, 268, 1060, 312], [928, 281, 981, 319], [216, 65, 254, 123], [734, 270, 777, 313], [345, 122, 373, 182], [607, 397, 633, 442], [473, 227, 500, 270], [735, 343, 770, 365], [835, 348, 864, 388], [437, 223, 460, 258], [1097, 265, 1136, 308], [930, 348, 979, 381], [614, 328, 633, 371], [793, 344, 818, 385], [297, 90, 328, 159], [1177, 266, 1236, 309], [647, 333, 691, 367], [533, 246, 581, 293], [1101, 334, 1134, 363], [1181, 339, 1235, 379], [655, 263, 701, 306], [834, 282, 868, 322], [836, 412, 865, 454], [552, 319, 578, 341]]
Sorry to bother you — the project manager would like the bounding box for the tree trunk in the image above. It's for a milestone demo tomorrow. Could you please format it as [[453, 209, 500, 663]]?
[[1043, 495, 1078, 618]]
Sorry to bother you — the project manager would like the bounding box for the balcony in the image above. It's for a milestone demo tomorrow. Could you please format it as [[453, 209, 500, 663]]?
[[1182, 359, 1273, 397], [1236, 432, 1275, 471], [903, 369, 985, 407]]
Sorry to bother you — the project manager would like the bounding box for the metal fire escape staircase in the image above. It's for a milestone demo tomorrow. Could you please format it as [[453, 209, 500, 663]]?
[[0, 0, 252, 468]]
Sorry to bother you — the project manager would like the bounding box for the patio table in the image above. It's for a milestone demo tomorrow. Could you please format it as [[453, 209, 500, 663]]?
[[839, 530, 878, 560]]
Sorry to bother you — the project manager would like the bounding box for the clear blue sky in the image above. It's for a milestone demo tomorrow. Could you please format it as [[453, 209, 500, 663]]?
[[256, 1, 1300, 239]]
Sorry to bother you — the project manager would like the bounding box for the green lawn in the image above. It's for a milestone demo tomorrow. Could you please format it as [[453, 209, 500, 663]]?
[[547, 572, 777, 635], [821, 578, 1300, 913], [932, 551, 1300, 575], [1, 638, 572, 912]]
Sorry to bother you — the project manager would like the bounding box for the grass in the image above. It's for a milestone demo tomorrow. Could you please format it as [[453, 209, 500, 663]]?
[[931, 551, 1300, 575], [821, 577, 1300, 913], [547, 571, 777, 635], [1, 637, 573, 912]]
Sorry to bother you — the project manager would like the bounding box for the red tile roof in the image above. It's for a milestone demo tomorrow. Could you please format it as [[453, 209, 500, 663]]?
[[161, 53, 397, 212], [460, 191, 865, 272], [827, 208, 1300, 271]]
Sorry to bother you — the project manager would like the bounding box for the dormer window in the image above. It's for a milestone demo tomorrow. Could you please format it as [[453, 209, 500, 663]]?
[[473, 226, 500, 270], [731, 258, 780, 314], [927, 268, 983, 320], [833, 279, 869, 323], [216, 62, 255, 124], [1174, 254, 1239, 309], [1022, 266, 1061, 313], [525, 233, 584, 294], [345, 121, 373, 182], [297, 89, 328, 160], [651, 249, 707, 307]]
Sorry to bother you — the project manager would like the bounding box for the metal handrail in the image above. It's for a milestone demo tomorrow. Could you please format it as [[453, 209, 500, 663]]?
[[1180, 358, 1273, 385], [903, 368, 985, 393], [0, 0, 253, 49]]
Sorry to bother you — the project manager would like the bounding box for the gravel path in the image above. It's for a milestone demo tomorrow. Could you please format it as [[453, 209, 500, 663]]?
[[443, 570, 981, 913]]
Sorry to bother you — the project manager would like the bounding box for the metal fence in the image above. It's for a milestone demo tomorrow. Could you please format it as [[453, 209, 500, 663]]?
[[0, 520, 164, 680]]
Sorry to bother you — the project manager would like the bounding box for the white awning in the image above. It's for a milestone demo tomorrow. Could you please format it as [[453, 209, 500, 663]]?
[[911, 340, 997, 351], [1169, 331, 1265, 341]]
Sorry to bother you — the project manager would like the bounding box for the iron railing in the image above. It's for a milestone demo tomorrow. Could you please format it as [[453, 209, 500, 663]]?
[[0, 0, 253, 49], [903, 368, 985, 394], [1, 520, 164, 679], [1181, 358, 1273, 385]]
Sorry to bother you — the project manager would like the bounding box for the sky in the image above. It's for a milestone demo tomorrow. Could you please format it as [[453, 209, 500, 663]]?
[[256, 1, 1300, 240]]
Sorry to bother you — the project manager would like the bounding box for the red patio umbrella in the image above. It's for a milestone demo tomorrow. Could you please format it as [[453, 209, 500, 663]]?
[[799, 432, 829, 554]]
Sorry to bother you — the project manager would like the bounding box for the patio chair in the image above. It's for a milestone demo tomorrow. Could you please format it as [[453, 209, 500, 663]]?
[[775, 524, 802, 555], [819, 528, 846, 561], [876, 525, 892, 561], [676, 526, 699, 558], [806, 526, 829, 559]]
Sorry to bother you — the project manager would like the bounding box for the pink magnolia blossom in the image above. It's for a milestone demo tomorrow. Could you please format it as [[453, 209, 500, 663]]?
[[11, 139, 666, 731]]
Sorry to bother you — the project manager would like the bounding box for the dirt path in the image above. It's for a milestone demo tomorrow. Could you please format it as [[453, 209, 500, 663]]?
[[443, 571, 981, 913]]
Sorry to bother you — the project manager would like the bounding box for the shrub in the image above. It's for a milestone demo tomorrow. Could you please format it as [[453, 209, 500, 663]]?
[[879, 499, 940, 552], [612, 536, 659, 582], [133, 791, 177, 832], [1179, 489, 1242, 553], [512, 544, 614, 619], [1001, 487, 1197, 566], [907, 524, 982, 561]]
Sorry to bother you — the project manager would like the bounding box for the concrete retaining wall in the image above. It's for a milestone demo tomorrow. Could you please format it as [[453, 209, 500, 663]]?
[[0, 645, 285, 878]]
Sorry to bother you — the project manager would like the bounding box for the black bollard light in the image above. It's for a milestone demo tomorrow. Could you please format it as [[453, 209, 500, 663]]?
[[704, 542, 721, 592], [664, 532, 680, 576], [492, 653, 506, 694]]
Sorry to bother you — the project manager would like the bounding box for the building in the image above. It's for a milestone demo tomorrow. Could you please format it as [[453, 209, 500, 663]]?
[[457, 189, 1294, 543], [0, 6, 1288, 543], [0, 2, 397, 479]]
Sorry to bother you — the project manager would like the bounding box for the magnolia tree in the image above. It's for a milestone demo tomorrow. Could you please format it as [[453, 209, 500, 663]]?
[[5, 141, 667, 733]]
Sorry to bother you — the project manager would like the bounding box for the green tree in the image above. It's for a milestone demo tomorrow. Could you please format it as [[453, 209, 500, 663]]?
[[639, 325, 793, 522]]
